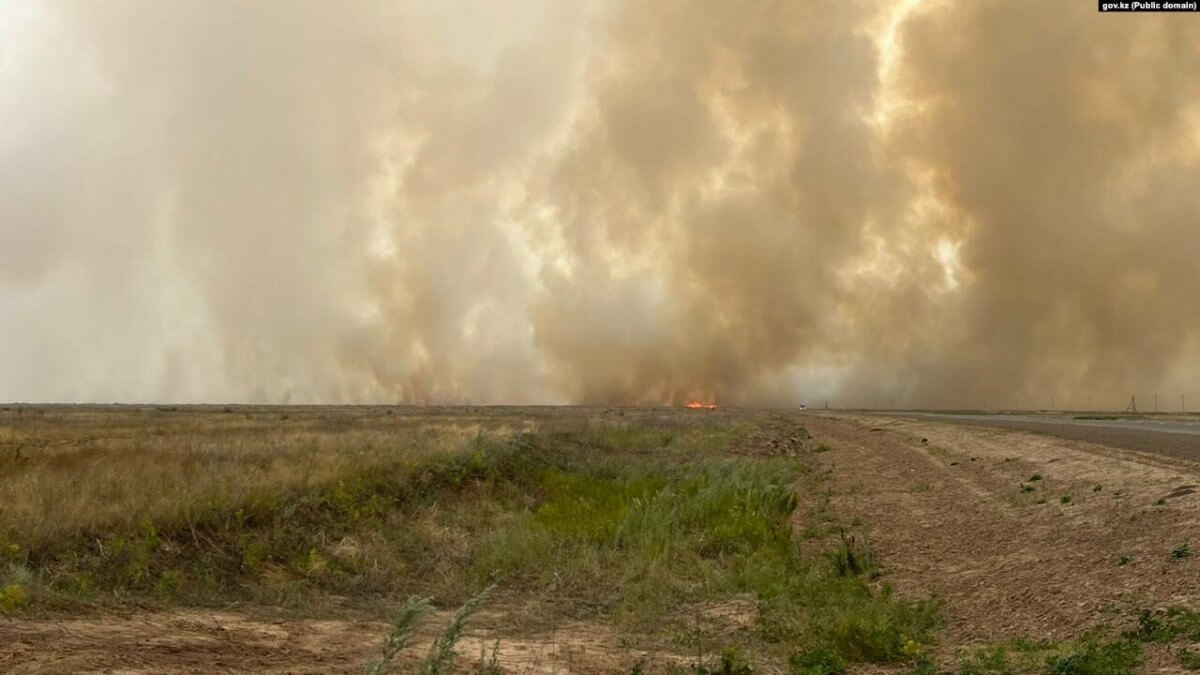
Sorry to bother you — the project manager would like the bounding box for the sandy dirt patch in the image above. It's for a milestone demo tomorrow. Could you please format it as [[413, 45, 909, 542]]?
[[0, 607, 669, 674], [804, 413, 1200, 670]]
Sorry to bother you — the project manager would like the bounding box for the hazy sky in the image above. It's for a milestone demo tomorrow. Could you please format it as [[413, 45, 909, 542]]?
[[2, 0, 1198, 408]]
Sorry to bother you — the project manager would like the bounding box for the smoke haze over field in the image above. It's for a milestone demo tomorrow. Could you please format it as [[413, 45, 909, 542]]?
[[2, 0, 1199, 408]]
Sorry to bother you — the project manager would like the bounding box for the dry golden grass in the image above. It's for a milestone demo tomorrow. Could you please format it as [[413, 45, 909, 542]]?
[[0, 405, 523, 549]]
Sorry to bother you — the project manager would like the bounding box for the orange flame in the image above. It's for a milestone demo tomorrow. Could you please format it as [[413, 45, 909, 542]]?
[[686, 401, 718, 409]]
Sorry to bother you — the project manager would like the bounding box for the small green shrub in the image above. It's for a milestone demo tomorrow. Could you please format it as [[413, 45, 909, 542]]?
[[788, 646, 847, 674], [422, 585, 495, 675], [363, 586, 498, 675], [827, 529, 873, 578], [364, 595, 432, 675], [1172, 542, 1191, 561], [0, 583, 28, 611]]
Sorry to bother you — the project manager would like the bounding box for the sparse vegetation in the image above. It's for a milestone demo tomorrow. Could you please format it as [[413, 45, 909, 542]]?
[[958, 607, 1200, 675], [1171, 541, 1191, 560], [419, 585, 494, 675], [364, 595, 432, 675], [1045, 634, 1142, 674], [693, 647, 756, 674], [1179, 647, 1200, 670], [1125, 607, 1200, 643], [1060, 495, 1073, 505], [956, 643, 1015, 674], [955, 635, 1142, 675]]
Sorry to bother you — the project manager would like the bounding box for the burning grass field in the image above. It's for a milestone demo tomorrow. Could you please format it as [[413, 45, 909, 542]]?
[[0, 405, 937, 673]]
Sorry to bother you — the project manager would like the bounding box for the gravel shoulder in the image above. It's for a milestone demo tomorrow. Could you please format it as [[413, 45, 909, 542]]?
[[882, 412, 1200, 463]]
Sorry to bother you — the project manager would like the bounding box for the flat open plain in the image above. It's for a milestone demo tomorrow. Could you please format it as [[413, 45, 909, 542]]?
[[3, 406, 1200, 673]]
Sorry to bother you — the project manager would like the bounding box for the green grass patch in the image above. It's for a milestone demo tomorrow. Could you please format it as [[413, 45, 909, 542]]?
[[1045, 634, 1142, 674], [957, 634, 1143, 675], [474, 453, 938, 665]]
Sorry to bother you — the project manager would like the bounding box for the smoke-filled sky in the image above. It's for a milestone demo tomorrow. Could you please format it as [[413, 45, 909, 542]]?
[[2, 0, 1199, 408]]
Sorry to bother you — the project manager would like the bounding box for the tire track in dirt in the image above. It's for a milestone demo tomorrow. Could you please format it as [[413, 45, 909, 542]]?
[[802, 414, 1200, 653]]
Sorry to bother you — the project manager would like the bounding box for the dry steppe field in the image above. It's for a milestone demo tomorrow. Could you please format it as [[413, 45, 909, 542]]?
[[2, 406, 1200, 673]]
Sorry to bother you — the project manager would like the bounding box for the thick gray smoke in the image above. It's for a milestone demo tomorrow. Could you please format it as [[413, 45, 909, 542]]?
[[1, 0, 1197, 408]]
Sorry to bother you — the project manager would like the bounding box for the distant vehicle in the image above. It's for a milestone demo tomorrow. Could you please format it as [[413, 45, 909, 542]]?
[[798, 402, 808, 410]]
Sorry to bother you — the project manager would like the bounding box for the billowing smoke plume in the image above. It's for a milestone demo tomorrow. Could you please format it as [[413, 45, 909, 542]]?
[[1, 0, 1198, 408]]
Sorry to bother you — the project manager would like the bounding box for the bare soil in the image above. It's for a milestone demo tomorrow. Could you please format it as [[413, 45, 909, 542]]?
[[0, 608, 662, 674], [804, 413, 1200, 670], [0, 609, 382, 674]]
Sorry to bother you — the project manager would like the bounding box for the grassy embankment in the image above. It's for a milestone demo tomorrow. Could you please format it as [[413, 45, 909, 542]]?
[[0, 406, 937, 671]]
